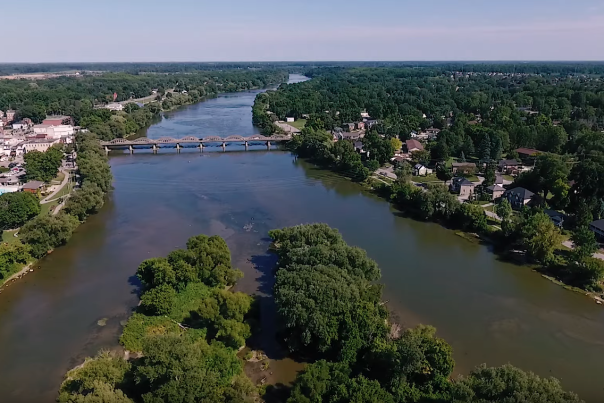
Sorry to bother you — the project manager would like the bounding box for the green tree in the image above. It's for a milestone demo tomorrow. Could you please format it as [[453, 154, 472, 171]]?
[[570, 226, 599, 259], [394, 161, 413, 184], [140, 284, 177, 315], [19, 213, 79, 258], [520, 212, 563, 265], [0, 192, 41, 230], [479, 134, 491, 163], [436, 163, 452, 184], [23, 147, 63, 182], [64, 182, 105, 221], [495, 199, 513, 222], [390, 137, 402, 151], [0, 242, 31, 279]]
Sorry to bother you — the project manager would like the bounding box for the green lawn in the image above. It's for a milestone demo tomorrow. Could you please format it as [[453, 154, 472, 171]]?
[[288, 119, 306, 130], [2, 230, 21, 245], [464, 175, 479, 182], [50, 171, 65, 185], [412, 174, 442, 184], [502, 174, 515, 181]]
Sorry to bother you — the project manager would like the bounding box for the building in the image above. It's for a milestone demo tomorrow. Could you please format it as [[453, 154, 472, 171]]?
[[451, 162, 476, 175], [356, 121, 365, 130], [515, 148, 540, 159], [498, 159, 522, 174], [426, 127, 441, 137], [450, 177, 475, 199], [502, 187, 535, 209], [23, 138, 60, 153], [286, 117, 295, 123], [43, 115, 74, 126], [0, 110, 4, 118], [12, 121, 26, 130], [104, 103, 124, 112], [360, 111, 370, 118], [22, 181, 45, 194], [486, 184, 505, 200], [544, 210, 566, 228], [342, 123, 355, 132], [405, 139, 424, 153], [588, 219, 604, 241], [338, 132, 361, 141], [413, 164, 432, 176], [365, 119, 378, 128], [5, 110, 16, 122]]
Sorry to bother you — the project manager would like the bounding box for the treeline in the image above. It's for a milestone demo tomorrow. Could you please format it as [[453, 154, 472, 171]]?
[[0, 133, 112, 283], [1, 69, 288, 127], [253, 67, 604, 155], [270, 224, 583, 403], [58, 234, 258, 403]]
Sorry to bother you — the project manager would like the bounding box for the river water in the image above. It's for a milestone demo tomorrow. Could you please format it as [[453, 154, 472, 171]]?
[[1, 74, 604, 402]]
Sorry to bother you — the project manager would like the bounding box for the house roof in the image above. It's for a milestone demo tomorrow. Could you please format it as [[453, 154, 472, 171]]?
[[414, 164, 425, 169], [406, 139, 423, 151], [515, 148, 540, 156], [487, 184, 505, 192], [503, 187, 534, 200], [22, 180, 44, 190], [590, 219, 604, 232], [498, 159, 521, 167]]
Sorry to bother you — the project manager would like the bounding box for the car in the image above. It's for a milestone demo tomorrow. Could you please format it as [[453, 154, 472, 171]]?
[[8, 163, 16, 168]]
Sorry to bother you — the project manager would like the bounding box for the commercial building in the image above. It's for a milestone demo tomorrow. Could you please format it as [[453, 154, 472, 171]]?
[[42, 115, 74, 126], [23, 138, 60, 153], [104, 103, 124, 112]]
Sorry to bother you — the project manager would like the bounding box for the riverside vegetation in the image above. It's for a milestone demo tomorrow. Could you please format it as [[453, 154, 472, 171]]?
[[254, 66, 604, 293], [58, 224, 583, 402]]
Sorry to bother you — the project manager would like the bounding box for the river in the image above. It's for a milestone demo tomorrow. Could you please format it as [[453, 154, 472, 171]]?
[[1, 74, 604, 402]]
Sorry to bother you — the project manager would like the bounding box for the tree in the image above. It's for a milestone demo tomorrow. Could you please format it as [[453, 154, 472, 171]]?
[[436, 163, 452, 184], [482, 162, 496, 187], [394, 161, 413, 184], [460, 151, 466, 162], [566, 256, 604, 291], [19, 213, 79, 258], [0, 192, 41, 230], [390, 137, 402, 151], [570, 226, 598, 259], [479, 134, 491, 163], [363, 132, 395, 165], [23, 147, 63, 182], [520, 212, 563, 265], [495, 199, 513, 222], [410, 150, 430, 166], [64, 182, 105, 221], [140, 284, 177, 315], [0, 242, 31, 279]]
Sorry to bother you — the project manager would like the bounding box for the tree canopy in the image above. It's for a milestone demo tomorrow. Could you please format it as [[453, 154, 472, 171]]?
[[0, 191, 40, 230]]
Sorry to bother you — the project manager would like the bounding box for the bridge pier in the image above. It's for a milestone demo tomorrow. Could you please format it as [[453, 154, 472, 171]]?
[[152, 144, 158, 154], [176, 143, 181, 153], [199, 143, 204, 152], [266, 141, 271, 150], [129, 145, 134, 155], [104, 146, 109, 155], [222, 142, 226, 152], [244, 141, 248, 150]]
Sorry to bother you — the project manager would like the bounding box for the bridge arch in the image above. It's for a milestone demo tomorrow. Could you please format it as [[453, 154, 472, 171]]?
[[225, 135, 245, 141], [156, 137, 176, 143], [109, 138, 127, 144], [202, 136, 223, 142], [180, 136, 200, 142]]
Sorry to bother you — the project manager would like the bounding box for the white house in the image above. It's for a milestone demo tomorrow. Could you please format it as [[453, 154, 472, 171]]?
[[105, 103, 124, 112], [286, 117, 295, 123], [413, 164, 432, 176], [12, 122, 26, 130]]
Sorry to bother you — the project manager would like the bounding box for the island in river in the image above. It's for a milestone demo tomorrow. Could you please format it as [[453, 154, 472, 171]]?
[[1, 75, 604, 402]]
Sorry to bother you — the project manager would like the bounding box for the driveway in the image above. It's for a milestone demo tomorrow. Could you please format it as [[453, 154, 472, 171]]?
[[562, 241, 604, 261]]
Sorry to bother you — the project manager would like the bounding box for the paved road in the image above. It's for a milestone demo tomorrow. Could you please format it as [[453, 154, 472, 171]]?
[[41, 169, 70, 204], [562, 241, 604, 261]]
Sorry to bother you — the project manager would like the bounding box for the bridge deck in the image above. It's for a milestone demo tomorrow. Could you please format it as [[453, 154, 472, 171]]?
[[101, 135, 291, 147]]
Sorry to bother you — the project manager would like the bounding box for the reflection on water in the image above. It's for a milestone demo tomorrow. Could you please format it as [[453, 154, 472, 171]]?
[[1, 75, 604, 402]]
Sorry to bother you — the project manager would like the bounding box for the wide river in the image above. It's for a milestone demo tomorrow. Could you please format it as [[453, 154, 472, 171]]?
[[1, 74, 604, 402]]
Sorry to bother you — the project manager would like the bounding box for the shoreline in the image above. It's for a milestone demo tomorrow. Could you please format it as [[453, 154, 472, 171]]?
[[0, 262, 34, 291]]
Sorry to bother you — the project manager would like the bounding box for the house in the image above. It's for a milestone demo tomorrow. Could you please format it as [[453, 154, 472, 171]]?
[[356, 121, 365, 130], [339, 132, 361, 141], [498, 159, 522, 174], [12, 121, 26, 130], [390, 155, 406, 165], [544, 210, 566, 228], [426, 127, 441, 137], [343, 123, 355, 132], [5, 110, 16, 122], [353, 141, 364, 152], [502, 187, 535, 209], [588, 219, 604, 241], [515, 148, 540, 159], [450, 177, 475, 199], [286, 117, 295, 123], [405, 139, 424, 153], [151, 89, 158, 94], [104, 103, 124, 112], [22, 181, 45, 194], [360, 111, 370, 118], [451, 162, 476, 175], [365, 119, 378, 128], [413, 164, 432, 176], [43, 115, 73, 126], [486, 184, 505, 200], [0, 176, 20, 186]]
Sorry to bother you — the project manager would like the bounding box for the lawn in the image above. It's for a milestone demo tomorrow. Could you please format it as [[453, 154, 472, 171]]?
[[502, 174, 515, 182], [50, 171, 65, 185], [412, 174, 442, 184], [288, 119, 306, 130], [463, 175, 480, 182], [2, 229, 21, 245]]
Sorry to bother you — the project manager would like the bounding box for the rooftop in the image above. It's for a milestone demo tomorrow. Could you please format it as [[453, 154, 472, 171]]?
[[22, 180, 45, 190], [504, 187, 535, 200], [406, 139, 423, 150], [515, 148, 540, 156], [590, 219, 604, 232]]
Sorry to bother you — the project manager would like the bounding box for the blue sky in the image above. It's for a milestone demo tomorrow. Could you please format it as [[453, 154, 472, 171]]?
[[2, 0, 603, 62]]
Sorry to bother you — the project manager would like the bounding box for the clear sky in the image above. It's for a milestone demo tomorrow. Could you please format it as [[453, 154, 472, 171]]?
[[2, 0, 603, 62]]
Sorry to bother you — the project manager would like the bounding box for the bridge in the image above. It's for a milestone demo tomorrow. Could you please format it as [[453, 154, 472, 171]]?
[[100, 134, 292, 154]]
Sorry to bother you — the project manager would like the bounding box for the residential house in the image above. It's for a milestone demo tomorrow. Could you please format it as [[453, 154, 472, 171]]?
[[286, 117, 294, 123], [426, 127, 441, 138], [588, 219, 604, 241], [356, 121, 365, 130], [502, 187, 535, 209], [353, 141, 364, 152], [451, 162, 476, 175], [450, 177, 475, 199], [486, 184, 505, 200], [339, 132, 361, 141], [343, 123, 355, 132], [5, 110, 16, 122], [12, 121, 27, 130], [360, 111, 370, 119], [405, 139, 424, 153], [544, 210, 566, 228], [365, 119, 378, 128], [515, 148, 540, 160], [498, 159, 522, 174], [390, 155, 406, 165], [22, 181, 45, 194], [413, 164, 432, 176]]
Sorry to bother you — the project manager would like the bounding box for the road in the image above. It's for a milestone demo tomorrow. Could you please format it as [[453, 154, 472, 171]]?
[[118, 88, 175, 106], [562, 241, 604, 261]]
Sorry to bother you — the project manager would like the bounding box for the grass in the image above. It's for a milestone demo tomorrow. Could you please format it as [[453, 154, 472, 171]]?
[[502, 174, 515, 181], [474, 200, 492, 206], [288, 119, 306, 130], [40, 181, 73, 216], [464, 175, 480, 182], [412, 174, 441, 183], [50, 171, 65, 185], [2, 229, 20, 245]]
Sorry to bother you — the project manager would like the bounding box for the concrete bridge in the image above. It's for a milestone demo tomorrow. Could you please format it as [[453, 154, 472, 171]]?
[[100, 134, 292, 154]]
